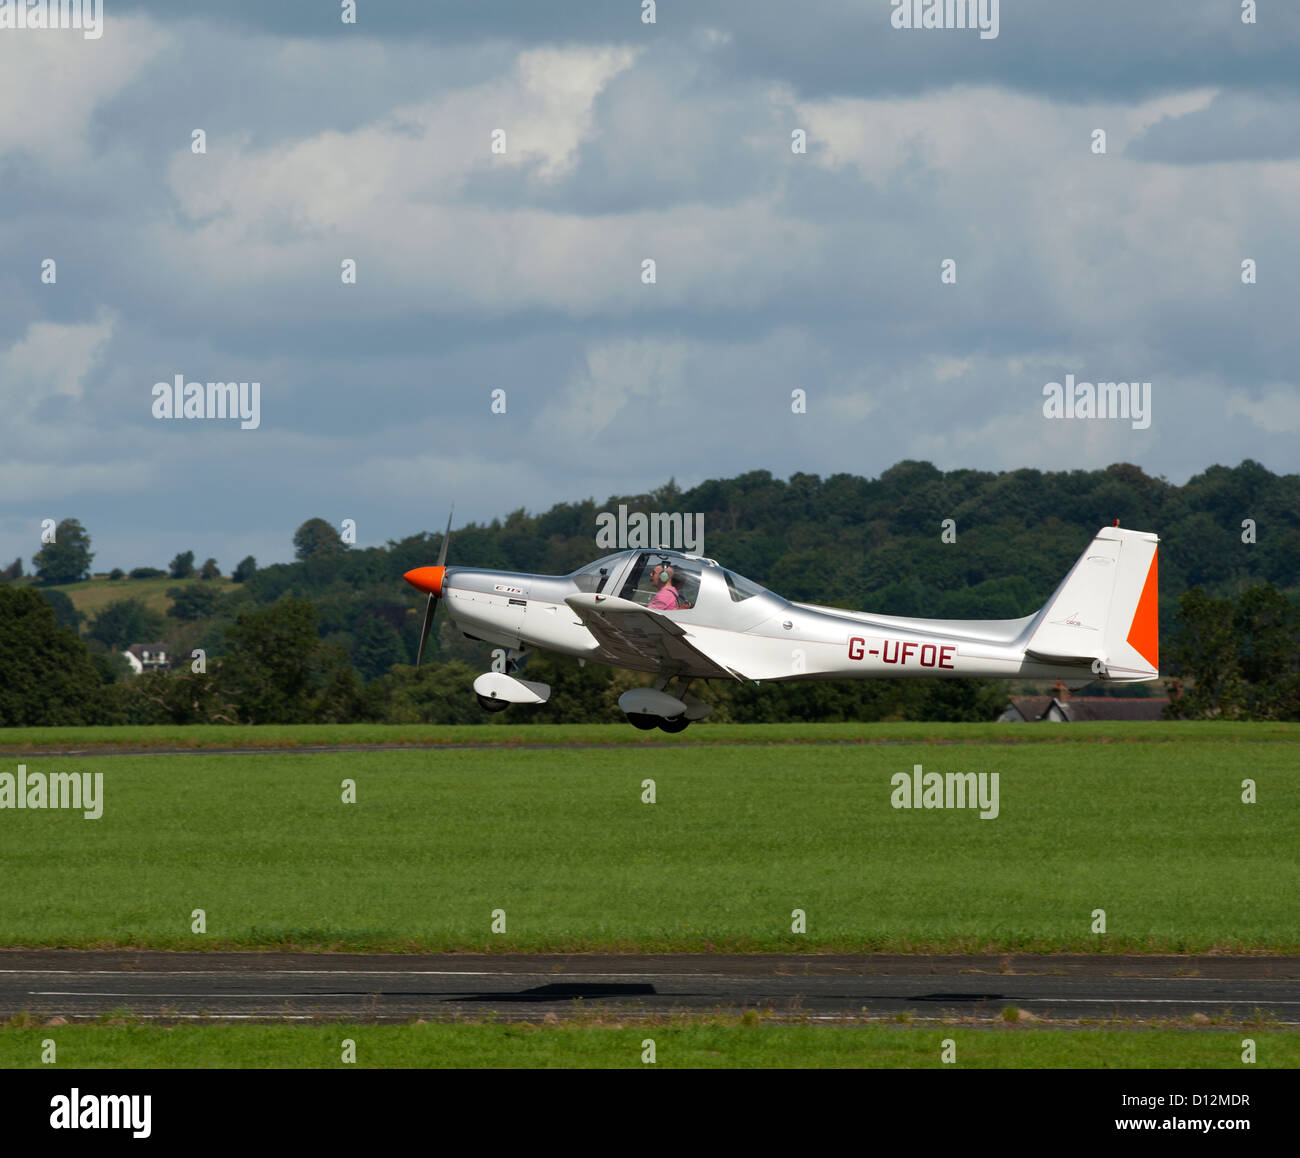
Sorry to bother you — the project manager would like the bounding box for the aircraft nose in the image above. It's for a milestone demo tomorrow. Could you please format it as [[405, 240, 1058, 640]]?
[[404, 565, 446, 596]]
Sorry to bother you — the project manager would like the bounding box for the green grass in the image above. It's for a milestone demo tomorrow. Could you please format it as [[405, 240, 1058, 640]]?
[[1, 739, 1295, 953], [2, 1021, 1294, 1068], [2, 719, 1298, 752], [38, 574, 235, 619]]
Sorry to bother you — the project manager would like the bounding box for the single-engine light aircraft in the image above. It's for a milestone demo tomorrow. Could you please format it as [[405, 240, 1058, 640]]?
[[403, 517, 1158, 732]]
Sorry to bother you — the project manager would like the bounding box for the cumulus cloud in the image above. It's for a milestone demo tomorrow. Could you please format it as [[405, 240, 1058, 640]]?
[[0, 15, 169, 166], [0, 3, 1295, 571], [0, 314, 114, 406]]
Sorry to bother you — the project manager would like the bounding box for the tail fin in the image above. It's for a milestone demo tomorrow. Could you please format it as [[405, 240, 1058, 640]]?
[[1023, 526, 1159, 681]]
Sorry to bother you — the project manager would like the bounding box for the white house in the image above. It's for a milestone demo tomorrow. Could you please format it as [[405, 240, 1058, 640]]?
[[123, 642, 169, 675]]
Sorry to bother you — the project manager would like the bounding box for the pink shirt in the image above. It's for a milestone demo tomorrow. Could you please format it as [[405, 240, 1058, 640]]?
[[648, 584, 680, 610]]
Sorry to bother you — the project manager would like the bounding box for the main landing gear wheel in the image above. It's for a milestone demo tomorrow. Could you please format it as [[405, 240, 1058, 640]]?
[[628, 714, 660, 731], [476, 693, 510, 713], [658, 716, 690, 733]]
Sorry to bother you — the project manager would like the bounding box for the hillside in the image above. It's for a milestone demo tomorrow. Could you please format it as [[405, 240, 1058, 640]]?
[[44, 575, 237, 619]]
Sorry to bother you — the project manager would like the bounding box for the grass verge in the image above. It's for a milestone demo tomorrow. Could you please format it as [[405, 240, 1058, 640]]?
[[3, 1019, 1296, 1068]]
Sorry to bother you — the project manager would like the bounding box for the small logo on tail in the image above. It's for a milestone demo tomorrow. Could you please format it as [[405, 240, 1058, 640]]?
[[1050, 611, 1097, 631]]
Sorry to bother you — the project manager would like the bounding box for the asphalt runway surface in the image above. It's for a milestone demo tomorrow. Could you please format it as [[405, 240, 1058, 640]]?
[[2, 952, 1296, 1023]]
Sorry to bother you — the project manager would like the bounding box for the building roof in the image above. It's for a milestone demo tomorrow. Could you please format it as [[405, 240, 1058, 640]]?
[[125, 642, 168, 659], [1000, 696, 1054, 722], [1058, 697, 1169, 722], [1000, 694, 1167, 722]]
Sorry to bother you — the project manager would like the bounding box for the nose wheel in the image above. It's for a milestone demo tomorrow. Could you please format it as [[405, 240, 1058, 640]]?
[[476, 693, 510, 713]]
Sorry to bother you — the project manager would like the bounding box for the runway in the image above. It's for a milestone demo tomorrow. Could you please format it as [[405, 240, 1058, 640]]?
[[2, 951, 1296, 1023]]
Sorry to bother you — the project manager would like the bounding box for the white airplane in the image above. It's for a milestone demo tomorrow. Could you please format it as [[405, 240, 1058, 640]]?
[[403, 517, 1159, 731]]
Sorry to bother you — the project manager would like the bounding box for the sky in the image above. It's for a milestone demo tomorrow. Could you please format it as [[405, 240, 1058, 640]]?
[[1, 0, 1298, 572]]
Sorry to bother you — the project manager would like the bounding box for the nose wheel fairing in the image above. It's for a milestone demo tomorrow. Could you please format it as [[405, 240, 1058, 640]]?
[[472, 671, 551, 712], [617, 676, 711, 732]]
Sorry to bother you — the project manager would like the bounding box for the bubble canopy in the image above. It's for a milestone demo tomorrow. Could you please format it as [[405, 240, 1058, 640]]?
[[570, 553, 627, 594]]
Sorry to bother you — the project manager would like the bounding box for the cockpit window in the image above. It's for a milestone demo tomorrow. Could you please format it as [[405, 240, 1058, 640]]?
[[722, 569, 767, 603], [571, 553, 625, 595], [619, 553, 703, 611]]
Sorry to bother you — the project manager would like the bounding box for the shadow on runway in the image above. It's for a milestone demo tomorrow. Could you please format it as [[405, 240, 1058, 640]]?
[[448, 982, 659, 1003]]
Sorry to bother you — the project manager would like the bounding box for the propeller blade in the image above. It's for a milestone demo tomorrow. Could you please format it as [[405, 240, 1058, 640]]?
[[436, 505, 454, 568], [416, 593, 439, 666], [412, 507, 452, 666]]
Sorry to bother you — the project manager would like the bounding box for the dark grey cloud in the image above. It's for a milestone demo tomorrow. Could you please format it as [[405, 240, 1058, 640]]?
[[1127, 90, 1300, 163], [116, 0, 1300, 99], [0, 1, 1296, 573]]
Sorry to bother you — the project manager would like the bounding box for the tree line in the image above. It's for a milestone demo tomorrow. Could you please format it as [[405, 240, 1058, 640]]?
[[1, 460, 1295, 725]]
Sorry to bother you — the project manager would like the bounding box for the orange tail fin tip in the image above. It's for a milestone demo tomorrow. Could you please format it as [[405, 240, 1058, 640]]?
[[1125, 552, 1159, 670]]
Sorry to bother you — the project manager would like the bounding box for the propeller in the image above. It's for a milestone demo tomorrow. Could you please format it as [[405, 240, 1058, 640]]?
[[405, 506, 453, 666]]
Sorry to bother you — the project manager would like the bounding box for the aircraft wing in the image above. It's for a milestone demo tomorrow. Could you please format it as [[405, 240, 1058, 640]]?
[[564, 594, 747, 680]]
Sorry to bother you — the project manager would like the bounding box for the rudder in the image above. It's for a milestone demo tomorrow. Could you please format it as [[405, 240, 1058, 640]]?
[[1024, 526, 1159, 681]]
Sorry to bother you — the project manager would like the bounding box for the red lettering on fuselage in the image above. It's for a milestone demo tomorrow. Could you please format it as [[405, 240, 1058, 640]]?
[[848, 637, 958, 669]]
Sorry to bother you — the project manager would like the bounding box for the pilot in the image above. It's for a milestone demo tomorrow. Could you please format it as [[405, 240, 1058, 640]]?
[[647, 562, 681, 610]]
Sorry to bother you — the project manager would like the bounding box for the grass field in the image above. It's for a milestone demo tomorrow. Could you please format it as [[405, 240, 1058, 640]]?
[[2, 1020, 1294, 1068], [37, 574, 235, 619], [2, 719, 1297, 752], [2, 728, 1295, 953]]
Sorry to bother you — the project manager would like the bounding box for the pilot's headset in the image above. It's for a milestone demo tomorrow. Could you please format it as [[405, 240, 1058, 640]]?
[[652, 560, 674, 586]]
